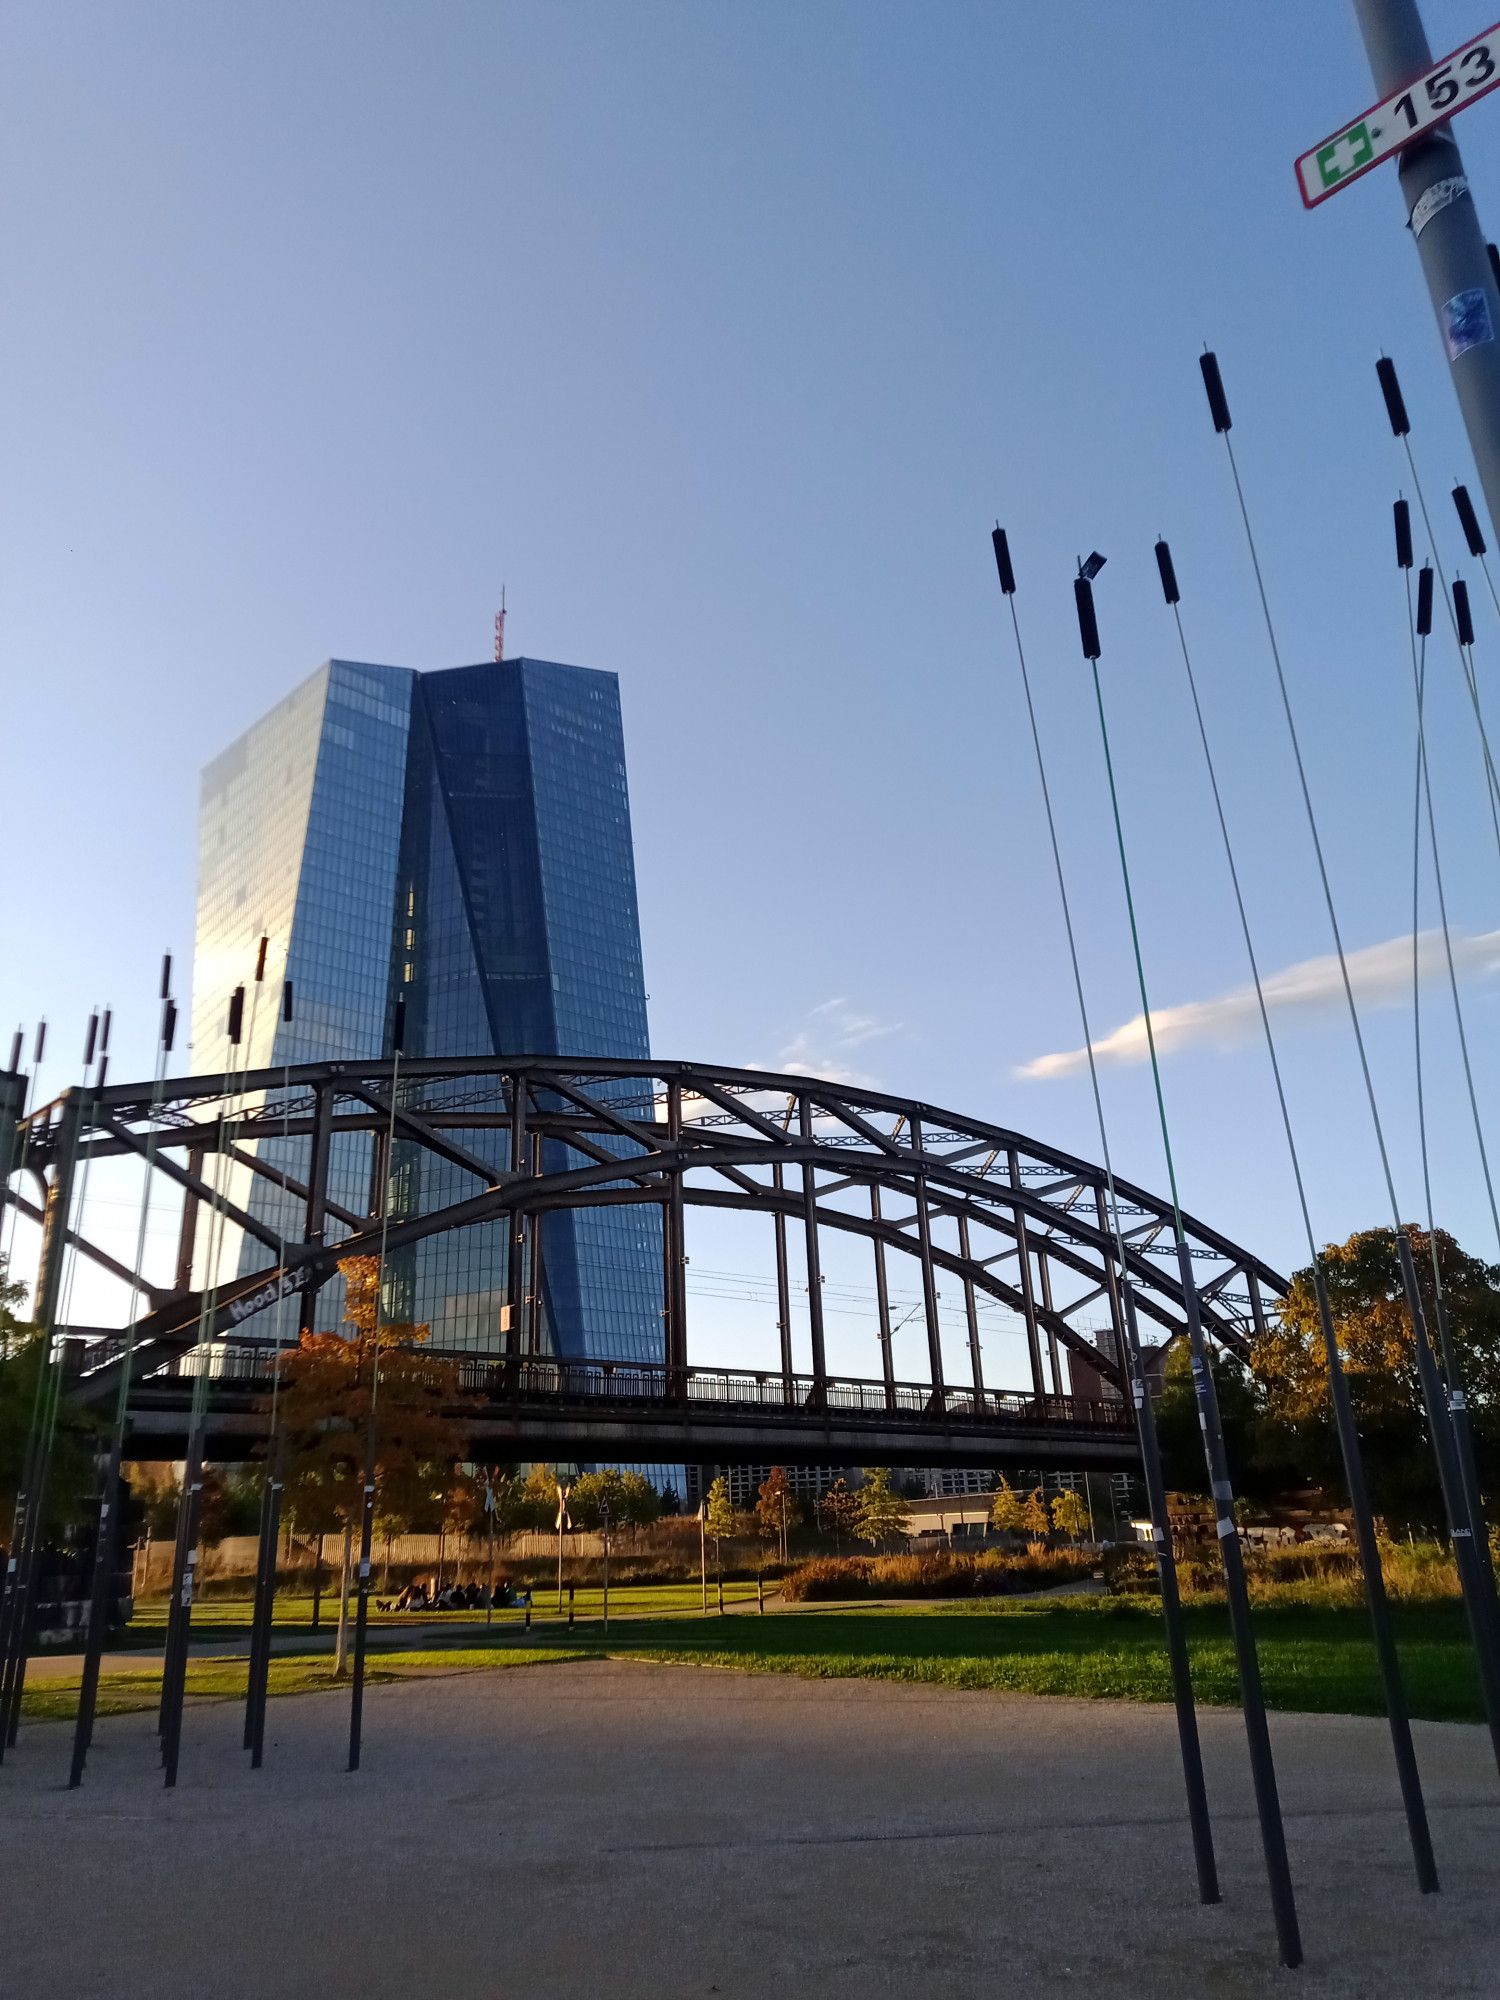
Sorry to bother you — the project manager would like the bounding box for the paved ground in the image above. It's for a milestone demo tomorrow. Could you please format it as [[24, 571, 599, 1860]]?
[[2, 1659, 1497, 1998]]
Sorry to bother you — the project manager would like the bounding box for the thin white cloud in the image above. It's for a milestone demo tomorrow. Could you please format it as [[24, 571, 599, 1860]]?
[[1018, 927, 1500, 1080], [750, 1000, 904, 1088]]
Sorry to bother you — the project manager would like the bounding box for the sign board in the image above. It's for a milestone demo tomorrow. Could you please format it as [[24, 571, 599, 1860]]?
[[1297, 19, 1500, 207]]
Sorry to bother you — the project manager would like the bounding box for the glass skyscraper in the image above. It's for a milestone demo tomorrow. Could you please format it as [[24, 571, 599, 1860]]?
[[191, 655, 661, 1362]]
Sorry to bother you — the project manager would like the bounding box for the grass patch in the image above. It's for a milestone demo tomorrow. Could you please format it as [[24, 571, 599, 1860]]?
[[22, 1645, 592, 1722], [29, 1596, 1487, 1729], [121, 1579, 757, 1645], [608, 1598, 1485, 1724]]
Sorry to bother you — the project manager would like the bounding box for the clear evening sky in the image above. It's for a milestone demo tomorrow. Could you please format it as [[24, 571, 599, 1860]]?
[[6, 3, 1500, 1362]]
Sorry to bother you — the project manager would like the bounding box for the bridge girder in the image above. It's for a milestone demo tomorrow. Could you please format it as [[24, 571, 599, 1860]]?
[[3, 1057, 1287, 1450]]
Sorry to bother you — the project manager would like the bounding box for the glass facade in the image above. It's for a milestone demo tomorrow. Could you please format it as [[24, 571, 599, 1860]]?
[[191, 655, 661, 1362]]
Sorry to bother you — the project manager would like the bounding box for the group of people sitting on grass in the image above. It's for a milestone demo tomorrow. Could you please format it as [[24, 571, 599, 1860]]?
[[378, 1577, 534, 1614]]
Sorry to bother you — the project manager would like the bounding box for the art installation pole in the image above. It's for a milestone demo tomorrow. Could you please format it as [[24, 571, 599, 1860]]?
[[71, 964, 177, 1788], [1076, 567, 1302, 1969], [348, 996, 405, 1775], [1354, 0, 1500, 541], [1204, 348, 1500, 1774], [989, 529, 1220, 1912], [1153, 531, 1437, 1892]]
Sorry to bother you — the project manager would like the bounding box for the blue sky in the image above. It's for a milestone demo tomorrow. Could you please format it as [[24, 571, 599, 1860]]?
[[6, 2, 1500, 1365]]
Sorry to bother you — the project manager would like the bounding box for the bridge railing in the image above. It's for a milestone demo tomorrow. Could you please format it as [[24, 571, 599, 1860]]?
[[130, 1342, 1133, 1431]]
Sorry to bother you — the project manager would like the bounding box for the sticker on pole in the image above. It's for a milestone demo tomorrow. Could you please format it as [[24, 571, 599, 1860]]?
[[1296, 19, 1500, 208]]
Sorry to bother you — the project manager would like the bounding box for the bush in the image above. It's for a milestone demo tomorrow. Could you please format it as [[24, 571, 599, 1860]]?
[[1102, 1535, 1463, 1607], [780, 1548, 1094, 1602]]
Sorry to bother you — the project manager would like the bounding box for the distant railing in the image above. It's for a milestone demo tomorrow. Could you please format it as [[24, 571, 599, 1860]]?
[[125, 1342, 1133, 1432]]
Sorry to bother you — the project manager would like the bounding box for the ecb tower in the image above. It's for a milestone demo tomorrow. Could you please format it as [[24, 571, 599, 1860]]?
[[191, 656, 661, 1361]]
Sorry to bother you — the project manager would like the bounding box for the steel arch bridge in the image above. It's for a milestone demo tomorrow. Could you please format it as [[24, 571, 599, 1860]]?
[[2, 1057, 1288, 1470]]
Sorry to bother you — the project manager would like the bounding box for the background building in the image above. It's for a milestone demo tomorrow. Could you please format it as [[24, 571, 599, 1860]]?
[[191, 654, 660, 1360]]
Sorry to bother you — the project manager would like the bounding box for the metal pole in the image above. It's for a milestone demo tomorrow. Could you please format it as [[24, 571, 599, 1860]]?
[[1354, 0, 1500, 541], [1, 1090, 84, 1752], [798, 1099, 828, 1405], [909, 1117, 945, 1397], [774, 1166, 794, 1401], [1081, 579, 1299, 1965], [161, 1451, 204, 1787], [871, 1185, 896, 1409], [67, 1438, 122, 1788], [699, 1503, 708, 1611], [666, 1081, 688, 1395], [1008, 1151, 1047, 1404], [248, 1441, 284, 1768], [957, 1214, 985, 1398]]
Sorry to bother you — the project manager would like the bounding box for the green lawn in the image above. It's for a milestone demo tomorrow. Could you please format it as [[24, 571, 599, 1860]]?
[[608, 1599, 1485, 1724], [119, 1578, 758, 1644], [25, 1596, 1486, 1727]]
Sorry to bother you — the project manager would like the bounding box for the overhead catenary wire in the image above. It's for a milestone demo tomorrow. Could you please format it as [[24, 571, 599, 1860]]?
[[989, 526, 1220, 1913], [1155, 523, 1436, 1893], [1207, 348, 1500, 1775], [1073, 558, 1301, 1969]]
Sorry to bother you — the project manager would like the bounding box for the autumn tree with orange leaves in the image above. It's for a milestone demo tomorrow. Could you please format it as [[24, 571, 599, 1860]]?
[[264, 1256, 475, 1672]]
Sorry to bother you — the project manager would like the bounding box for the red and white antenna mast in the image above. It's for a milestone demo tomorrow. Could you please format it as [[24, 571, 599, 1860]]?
[[494, 585, 507, 663]]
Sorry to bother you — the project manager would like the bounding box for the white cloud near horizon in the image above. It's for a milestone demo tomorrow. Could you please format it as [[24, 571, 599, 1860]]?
[[1018, 927, 1500, 1080]]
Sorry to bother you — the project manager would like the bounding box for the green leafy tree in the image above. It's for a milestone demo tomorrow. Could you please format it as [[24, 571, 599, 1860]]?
[[518, 1461, 563, 1532], [1154, 1339, 1271, 1500], [989, 1478, 1024, 1536], [703, 1474, 736, 1548], [853, 1467, 911, 1548], [1256, 1225, 1500, 1526], [569, 1468, 657, 1533], [618, 1470, 661, 1531], [1050, 1487, 1090, 1543], [1021, 1486, 1052, 1541], [0, 1257, 98, 1540]]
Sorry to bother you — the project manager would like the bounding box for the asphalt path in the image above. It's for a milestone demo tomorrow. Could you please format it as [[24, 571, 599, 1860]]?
[[2, 1658, 1496, 1996]]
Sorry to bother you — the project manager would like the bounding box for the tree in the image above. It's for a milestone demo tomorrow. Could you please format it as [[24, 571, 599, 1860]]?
[[1021, 1486, 1051, 1542], [197, 1465, 261, 1548], [755, 1467, 799, 1560], [1154, 1338, 1271, 1500], [618, 1470, 661, 1532], [518, 1462, 562, 1532], [816, 1477, 860, 1552], [562, 1467, 661, 1535], [658, 1482, 682, 1516], [1255, 1224, 1500, 1526], [989, 1478, 1024, 1536], [0, 1256, 97, 1541], [853, 1468, 911, 1548], [704, 1474, 735, 1546], [267, 1256, 474, 1674], [1050, 1487, 1090, 1543]]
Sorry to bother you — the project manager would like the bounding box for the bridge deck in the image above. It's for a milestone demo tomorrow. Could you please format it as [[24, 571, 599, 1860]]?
[[117, 1350, 1141, 1471]]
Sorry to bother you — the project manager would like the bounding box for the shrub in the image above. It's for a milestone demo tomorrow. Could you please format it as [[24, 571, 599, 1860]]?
[[1102, 1534, 1462, 1607], [780, 1548, 1093, 1602]]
